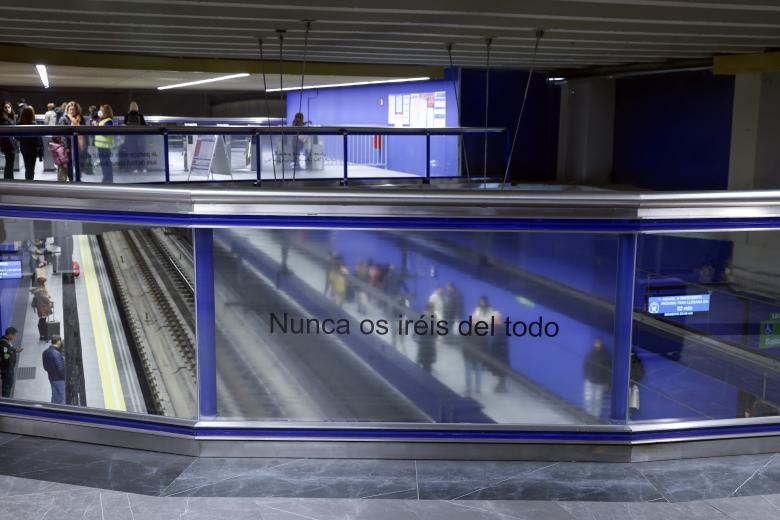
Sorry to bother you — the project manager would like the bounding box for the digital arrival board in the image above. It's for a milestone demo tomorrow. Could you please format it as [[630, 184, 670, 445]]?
[[647, 293, 711, 317], [0, 260, 22, 280]]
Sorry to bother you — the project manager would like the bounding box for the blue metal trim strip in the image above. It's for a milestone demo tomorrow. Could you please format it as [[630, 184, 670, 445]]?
[[3, 403, 780, 442], [610, 234, 637, 422], [4, 205, 780, 231], [194, 229, 217, 418]]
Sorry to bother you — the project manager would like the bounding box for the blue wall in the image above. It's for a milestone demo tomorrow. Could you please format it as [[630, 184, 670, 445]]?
[[613, 70, 735, 190], [459, 69, 560, 182], [286, 75, 460, 177]]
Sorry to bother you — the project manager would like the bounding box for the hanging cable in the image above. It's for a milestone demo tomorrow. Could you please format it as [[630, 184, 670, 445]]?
[[483, 37, 493, 187], [258, 37, 277, 182], [501, 29, 544, 190], [446, 43, 471, 182], [293, 21, 312, 182], [277, 29, 286, 181]]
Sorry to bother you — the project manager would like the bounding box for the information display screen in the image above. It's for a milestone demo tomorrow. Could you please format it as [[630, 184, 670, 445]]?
[[647, 293, 710, 317], [0, 260, 22, 280]]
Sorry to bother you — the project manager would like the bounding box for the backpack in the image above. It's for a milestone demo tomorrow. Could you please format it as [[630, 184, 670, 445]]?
[[631, 351, 645, 381], [126, 112, 141, 125], [0, 338, 11, 370]]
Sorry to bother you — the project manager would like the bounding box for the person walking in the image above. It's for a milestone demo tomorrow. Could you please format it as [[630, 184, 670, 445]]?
[[583, 338, 611, 418], [416, 302, 437, 373], [58, 101, 86, 181], [0, 102, 17, 180], [463, 296, 495, 396], [17, 106, 43, 181], [42, 335, 66, 404], [0, 327, 22, 397], [123, 101, 146, 126], [94, 105, 115, 184]]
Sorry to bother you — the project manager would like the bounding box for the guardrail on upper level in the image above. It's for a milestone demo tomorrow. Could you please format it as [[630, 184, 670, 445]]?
[[0, 125, 507, 185]]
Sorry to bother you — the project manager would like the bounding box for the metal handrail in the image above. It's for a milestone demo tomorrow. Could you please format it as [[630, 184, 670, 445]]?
[[2, 183, 780, 223], [0, 124, 506, 136]]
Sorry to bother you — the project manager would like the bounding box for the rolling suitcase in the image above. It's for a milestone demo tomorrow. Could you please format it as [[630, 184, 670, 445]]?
[[46, 313, 61, 340]]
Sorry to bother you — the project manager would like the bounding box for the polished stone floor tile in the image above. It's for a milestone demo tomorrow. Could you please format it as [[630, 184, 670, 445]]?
[[707, 495, 780, 520], [637, 453, 777, 502], [559, 500, 731, 520], [5, 487, 100, 520], [447, 500, 577, 520], [731, 454, 780, 497], [162, 457, 292, 496], [459, 462, 663, 502], [0, 436, 195, 495], [0, 474, 87, 498], [415, 460, 555, 500], [761, 493, 780, 510], [0, 431, 19, 447], [168, 458, 417, 499]]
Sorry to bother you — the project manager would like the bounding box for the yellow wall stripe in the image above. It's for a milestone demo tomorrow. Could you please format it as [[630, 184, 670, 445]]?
[[78, 235, 126, 411]]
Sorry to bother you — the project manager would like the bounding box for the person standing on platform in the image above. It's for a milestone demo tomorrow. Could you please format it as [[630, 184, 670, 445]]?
[[1, 102, 17, 180], [49, 136, 70, 182], [428, 287, 445, 320], [58, 101, 86, 181], [464, 296, 494, 396], [123, 101, 146, 174], [416, 302, 437, 372], [43, 103, 58, 126], [0, 327, 22, 397], [582, 338, 611, 419], [327, 257, 348, 307], [31, 278, 53, 341], [443, 282, 463, 325], [95, 105, 115, 184], [42, 335, 65, 404], [17, 106, 43, 181]]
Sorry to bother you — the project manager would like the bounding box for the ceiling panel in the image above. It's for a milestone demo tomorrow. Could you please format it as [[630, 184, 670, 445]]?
[[0, 0, 776, 73]]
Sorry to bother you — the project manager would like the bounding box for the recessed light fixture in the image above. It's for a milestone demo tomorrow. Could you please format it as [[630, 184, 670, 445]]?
[[35, 64, 49, 88], [158, 72, 250, 90], [266, 76, 431, 92]]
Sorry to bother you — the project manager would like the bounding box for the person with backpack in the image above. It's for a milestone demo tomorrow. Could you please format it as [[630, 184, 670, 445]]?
[[123, 101, 146, 174], [42, 335, 66, 404], [0, 327, 22, 397], [49, 136, 70, 182], [17, 106, 44, 181]]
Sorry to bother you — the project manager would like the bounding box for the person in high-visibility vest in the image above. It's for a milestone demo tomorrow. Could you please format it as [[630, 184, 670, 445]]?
[[95, 104, 115, 184]]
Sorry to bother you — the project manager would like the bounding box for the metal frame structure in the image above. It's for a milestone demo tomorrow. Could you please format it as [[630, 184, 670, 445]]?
[[2, 125, 507, 184], [2, 184, 780, 460]]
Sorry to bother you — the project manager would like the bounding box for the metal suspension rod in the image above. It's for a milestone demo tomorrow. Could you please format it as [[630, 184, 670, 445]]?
[[293, 21, 312, 182], [501, 29, 545, 190], [277, 29, 286, 181], [258, 37, 277, 182], [446, 43, 471, 181], [483, 37, 493, 187]]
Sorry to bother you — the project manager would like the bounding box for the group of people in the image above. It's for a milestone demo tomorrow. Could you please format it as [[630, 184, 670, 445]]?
[[0, 99, 146, 183]]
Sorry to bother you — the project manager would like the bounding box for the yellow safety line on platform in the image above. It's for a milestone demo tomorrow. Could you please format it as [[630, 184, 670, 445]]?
[[78, 235, 126, 411]]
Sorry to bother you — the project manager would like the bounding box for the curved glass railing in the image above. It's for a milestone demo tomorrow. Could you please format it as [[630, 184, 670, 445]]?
[[1, 184, 780, 447], [0, 124, 507, 184]]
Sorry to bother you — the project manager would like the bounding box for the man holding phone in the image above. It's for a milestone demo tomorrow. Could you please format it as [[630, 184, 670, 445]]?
[[0, 327, 23, 397]]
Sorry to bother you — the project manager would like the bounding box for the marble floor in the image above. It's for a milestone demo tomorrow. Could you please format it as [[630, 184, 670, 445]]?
[[1, 432, 780, 518]]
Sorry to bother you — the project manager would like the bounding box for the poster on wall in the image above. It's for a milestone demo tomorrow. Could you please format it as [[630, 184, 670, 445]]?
[[387, 91, 446, 128]]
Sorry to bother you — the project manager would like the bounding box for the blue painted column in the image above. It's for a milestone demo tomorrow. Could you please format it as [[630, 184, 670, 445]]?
[[163, 130, 171, 184], [194, 228, 217, 418], [610, 233, 637, 423]]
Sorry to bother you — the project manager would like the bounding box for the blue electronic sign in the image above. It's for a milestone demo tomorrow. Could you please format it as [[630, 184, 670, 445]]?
[[0, 260, 22, 280], [647, 293, 710, 317]]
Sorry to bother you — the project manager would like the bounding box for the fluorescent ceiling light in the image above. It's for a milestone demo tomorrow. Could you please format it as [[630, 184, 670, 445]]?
[[35, 64, 49, 88], [547, 77, 566, 82], [266, 76, 431, 92], [157, 72, 250, 90]]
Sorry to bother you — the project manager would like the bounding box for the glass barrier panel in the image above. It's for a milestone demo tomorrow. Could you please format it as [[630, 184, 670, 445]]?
[[212, 228, 621, 424], [632, 231, 780, 422], [430, 135, 463, 178], [0, 133, 68, 182], [254, 133, 340, 181], [76, 132, 166, 184], [180, 133, 257, 183], [0, 218, 196, 419]]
